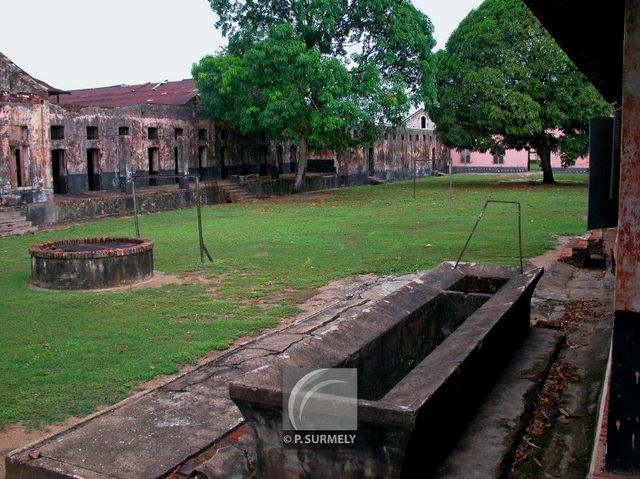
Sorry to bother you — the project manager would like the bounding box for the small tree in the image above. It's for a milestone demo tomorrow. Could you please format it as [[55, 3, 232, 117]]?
[[430, 0, 610, 184]]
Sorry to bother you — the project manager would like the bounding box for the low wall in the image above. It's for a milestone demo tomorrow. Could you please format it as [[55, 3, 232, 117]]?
[[234, 174, 339, 197], [26, 183, 227, 226], [451, 166, 528, 174]]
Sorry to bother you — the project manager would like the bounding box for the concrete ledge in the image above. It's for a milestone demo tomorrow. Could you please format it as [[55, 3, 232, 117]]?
[[435, 328, 565, 478], [229, 263, 543, 478]]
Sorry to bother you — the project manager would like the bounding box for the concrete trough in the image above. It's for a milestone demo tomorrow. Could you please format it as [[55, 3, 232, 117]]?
[[29, 237, 154, 290], [229, 262, 543, 478]]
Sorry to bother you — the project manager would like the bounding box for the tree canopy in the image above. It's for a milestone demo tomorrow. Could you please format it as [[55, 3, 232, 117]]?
[[429, 0, 610, 183], [209, 0, 436, 107], [194, 0, 436, 191]]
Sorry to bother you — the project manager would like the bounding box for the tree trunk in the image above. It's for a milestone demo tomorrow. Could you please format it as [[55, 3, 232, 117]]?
[[293, 137, 308, 193], [538, 142, 557, 184]]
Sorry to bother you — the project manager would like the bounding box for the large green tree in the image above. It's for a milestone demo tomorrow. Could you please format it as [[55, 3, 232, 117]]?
[[429, 0, 610, 184], [195, 0, 436, 191], [209, 0, 436, 107], [194, 24, 381, 191]]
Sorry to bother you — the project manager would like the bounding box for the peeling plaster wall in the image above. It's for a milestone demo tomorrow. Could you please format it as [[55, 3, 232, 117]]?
[[615, 0, 640, 314], [367, 127, 449, 182], [0, 94, 51, 205], [1, 50, 451, 205], [47, 103, 217, 193], [0, 53, 52, 205]]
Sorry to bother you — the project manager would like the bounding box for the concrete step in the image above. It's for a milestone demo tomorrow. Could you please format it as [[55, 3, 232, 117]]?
[[0, 210, 24, 220], [435, 328, 565, 479], [0, 209, 38, 237], [0, 221, 33, 230], [0, 226, 38, 237], [368, 176, 387, 185], [217, 181, 257, 203]]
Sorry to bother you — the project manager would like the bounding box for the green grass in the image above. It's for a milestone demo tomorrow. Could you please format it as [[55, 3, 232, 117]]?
[[0, 173, 589, 428]]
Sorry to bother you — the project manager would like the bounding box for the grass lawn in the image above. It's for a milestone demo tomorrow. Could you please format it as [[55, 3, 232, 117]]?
[[0, 173, 589, 428]]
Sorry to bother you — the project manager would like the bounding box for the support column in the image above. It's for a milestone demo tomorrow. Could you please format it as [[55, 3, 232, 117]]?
[[32, 99, 52, 203], [607, 0, 640, 472], [178, 137, 189, 189], [117, 135, 133, 194]]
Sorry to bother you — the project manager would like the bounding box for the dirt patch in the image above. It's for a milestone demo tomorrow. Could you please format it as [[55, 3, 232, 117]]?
[[0, 418, 81, 479], [26, 270, 207, 293], [529, 236, 571, 270]]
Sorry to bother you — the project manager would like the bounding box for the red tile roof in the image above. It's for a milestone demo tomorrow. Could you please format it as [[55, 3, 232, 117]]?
[[54, 79, 198, 107]]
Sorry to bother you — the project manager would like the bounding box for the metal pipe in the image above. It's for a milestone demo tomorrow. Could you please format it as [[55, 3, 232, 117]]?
[[455, 200, 524, 273]]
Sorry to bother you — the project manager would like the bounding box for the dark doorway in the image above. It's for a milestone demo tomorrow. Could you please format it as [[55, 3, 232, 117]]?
[[368, 147, 375, 176], [174, 147, 180, 183], [14, 149, 22, 187], [259, 145, 268, 176], [240, 147, 248, 175], [51, 149, 66, 194], [220, 147, 228, 179], [276, 145, 283, 174], [87, 149, 100, 191], [148, 147, 159, 186], [431, 147, 437, 171]]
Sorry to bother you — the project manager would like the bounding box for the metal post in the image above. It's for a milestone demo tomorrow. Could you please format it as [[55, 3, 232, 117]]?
[[455, 200, 523, 273], [195, 177, 213, 263]]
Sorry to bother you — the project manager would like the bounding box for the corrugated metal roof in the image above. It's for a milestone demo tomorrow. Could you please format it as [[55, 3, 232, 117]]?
[[55, 79, 198, 107]]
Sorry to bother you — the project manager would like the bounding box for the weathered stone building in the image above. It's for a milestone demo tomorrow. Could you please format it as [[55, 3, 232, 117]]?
[[0, 51, 449, 219], [0, 52, 53, 205]]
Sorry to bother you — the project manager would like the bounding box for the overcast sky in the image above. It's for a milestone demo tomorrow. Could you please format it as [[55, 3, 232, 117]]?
[[0, 0, 483, 91]]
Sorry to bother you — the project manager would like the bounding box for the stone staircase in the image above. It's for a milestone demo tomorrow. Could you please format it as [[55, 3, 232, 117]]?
[[368, 176, 387, 185], [216, 180, 257, 203], [0, 208, 38, 237]]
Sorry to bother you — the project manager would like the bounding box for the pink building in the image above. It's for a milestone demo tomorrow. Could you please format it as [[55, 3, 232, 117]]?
[[450, 147, 589, 174]]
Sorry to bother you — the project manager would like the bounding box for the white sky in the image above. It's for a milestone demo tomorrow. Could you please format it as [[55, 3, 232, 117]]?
[[0, 0, 482, 91]]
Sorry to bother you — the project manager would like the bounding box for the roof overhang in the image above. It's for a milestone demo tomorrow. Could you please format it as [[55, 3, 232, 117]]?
[[522, 0, 625, 104]]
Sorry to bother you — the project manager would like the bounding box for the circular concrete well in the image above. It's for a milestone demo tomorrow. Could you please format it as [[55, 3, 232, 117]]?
[[29, 237, 154, 290]]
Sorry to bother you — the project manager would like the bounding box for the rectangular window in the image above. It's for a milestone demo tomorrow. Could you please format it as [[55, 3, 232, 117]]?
[[86, 126, 99, 140], [174, 127, 183, 139], [148, 127, 158, 140], [119, 126, 130, 136], [492, 154, 505, 164], [461, 150, 471, 164], [198, 128, 208, 141], [220, 129, 228, 141], [21, 126, 28, 141], [51, 125, 64, 140]]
